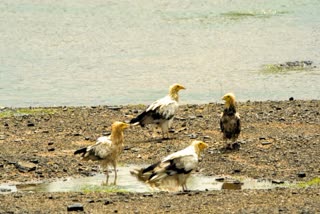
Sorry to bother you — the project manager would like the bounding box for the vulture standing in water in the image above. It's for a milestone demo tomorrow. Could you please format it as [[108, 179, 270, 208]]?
[[130, 140, 208, 191], [74, 122, 129, 185], [130, 83, 186, 139], [220, 93, 241, 149]]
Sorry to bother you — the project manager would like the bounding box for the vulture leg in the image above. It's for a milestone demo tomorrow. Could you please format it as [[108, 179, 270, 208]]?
[[113, 162, 117, 185]]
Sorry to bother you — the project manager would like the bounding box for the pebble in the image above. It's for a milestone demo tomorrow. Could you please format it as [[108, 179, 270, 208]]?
[[15, 161, 37, 172], [48, 148, 55, 152], [87, 199, 95, 203], [104, 199, 113, 205], [107, 106, 122, 111], [188, 116, 197, 120], [27, 121, 35, 127], [203, 136, 212, 140], [261, 142, 272, 145], [67, 203, 84, 212], [0, 135, 5, 140], [30, 159, 39, 164], [188, 133, 198, 139], [272, 180, 284, 184], [233, 169, 241, 173], [297, 172, 306, 178], [143, 193, 153, 197], [215, 177, 225, 182]]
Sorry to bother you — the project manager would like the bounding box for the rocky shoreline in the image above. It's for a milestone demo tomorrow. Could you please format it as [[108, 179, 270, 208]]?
[[0, 100, 319, 213]]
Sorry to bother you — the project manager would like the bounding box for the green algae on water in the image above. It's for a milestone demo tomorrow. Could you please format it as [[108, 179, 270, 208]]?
[[0, 108, 56, 118], [81, 185, 129, 193]]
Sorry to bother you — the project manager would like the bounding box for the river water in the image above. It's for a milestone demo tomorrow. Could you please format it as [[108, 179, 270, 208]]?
[[0, 0, 319, 107]]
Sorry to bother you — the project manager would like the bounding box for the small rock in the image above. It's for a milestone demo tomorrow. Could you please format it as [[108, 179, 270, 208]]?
[[259, 137, 266, 140], [104, 199, 113, 205], [168, 128, 175, 133], [203, 136, 212, 140], [188, 133, 198, 139], [233, 169, 241, 173], [297, 172, 306, 178], [143, 193, 153, 197], [107, 106, 122, 111], [0, 188, 12, 193], [48, 148, 55, 152], [215, 177, 225, 182], [15, 161, 37, 172], [272, 180, 284, 184], [67, 203, 84, 212], [0, 135, 5, 140], [87, 199, 95, 203], [261, 142, 272, 145], [30, 159, 39, 164], [48, 142, 54, 146], [27, 121, 35, 127], [123, 146, 131, 151], [289, 97, 294, 101]]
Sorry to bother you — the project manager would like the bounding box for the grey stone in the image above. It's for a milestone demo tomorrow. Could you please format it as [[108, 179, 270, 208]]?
[[15, 161, 37, 172], [67, 203, 84, 212]]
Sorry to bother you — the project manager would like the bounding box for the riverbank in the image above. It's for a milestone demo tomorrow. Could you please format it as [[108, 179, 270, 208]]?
[[0, 100, 319, 213]]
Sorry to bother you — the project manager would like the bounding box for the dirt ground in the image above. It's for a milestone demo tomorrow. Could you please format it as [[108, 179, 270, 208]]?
[[0, 100, 319, 213]]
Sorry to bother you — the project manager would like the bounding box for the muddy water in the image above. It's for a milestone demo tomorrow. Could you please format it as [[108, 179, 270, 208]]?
[[1, 0, 320, 107], [0, 165, 291, 193]]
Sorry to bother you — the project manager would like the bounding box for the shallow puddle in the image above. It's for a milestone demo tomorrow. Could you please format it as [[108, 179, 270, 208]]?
[[0, 165, 291, 194]]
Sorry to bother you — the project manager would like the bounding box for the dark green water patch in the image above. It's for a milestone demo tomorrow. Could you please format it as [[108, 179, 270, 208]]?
[[261, 61, 316, 74], [221, 10, 289, 20], [0, 108, 56, 118]]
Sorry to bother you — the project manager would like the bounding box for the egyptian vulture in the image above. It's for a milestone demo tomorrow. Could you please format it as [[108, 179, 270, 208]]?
[[220, 93, 241, 149], [74, 121, 129, 185], [130, 83, 186, 139], [130, 140, 208, 191]]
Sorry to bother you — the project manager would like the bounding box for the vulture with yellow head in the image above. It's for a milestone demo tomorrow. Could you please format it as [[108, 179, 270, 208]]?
[[130, 83, 186, 139], [130, 140, 208, 191], [220, 93, 241, 149], [74, 122, 129, 185]]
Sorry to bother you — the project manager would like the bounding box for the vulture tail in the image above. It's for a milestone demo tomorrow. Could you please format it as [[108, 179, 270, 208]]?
[[74, 147, 87, 156], [130, 111, 148, 125]]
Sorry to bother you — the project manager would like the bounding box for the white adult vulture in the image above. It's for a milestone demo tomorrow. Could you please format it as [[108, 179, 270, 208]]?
[[74, 121, 129, 185], [130, 83, 186, 139], [130, 140, 208, 191]]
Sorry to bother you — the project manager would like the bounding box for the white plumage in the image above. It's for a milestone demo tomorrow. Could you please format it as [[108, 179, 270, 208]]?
[[130, 83, 186, 139], [130, 140, 208, 191], [74, 122, 129, 185]]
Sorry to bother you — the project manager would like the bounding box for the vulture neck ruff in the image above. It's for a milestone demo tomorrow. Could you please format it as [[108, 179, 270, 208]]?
[[110, 126, 125, 145], [169, 87, 180, 102]]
